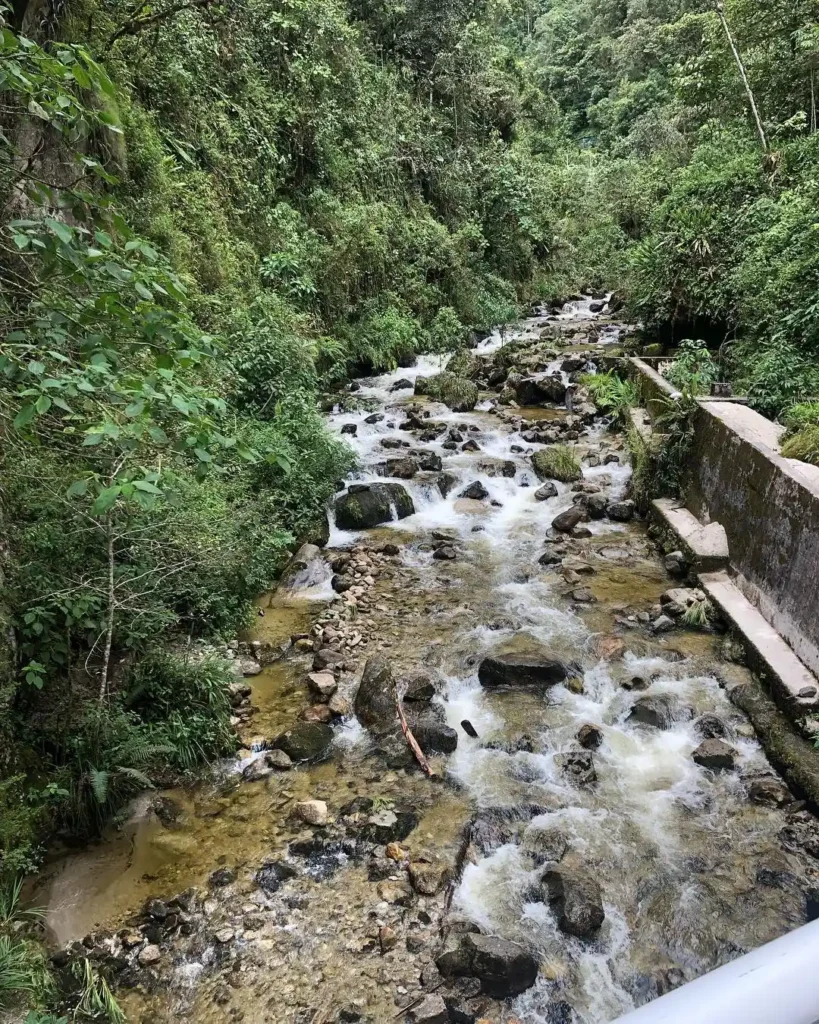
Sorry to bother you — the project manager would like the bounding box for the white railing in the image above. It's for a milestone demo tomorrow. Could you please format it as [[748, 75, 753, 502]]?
[[612, 919, 819, 1024]]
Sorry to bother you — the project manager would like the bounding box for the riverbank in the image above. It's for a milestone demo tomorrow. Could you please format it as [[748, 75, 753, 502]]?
[[33, 299, 819, 1024]]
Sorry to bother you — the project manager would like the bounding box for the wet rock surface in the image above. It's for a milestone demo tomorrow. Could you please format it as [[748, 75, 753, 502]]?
[[41, 300, 819, 1024]]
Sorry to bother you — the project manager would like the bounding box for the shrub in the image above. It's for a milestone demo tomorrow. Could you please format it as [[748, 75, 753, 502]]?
[[531, 446, 582, 482], [781, 426, 819, 467], [664, 339, 719, 395], [782, 402, 819, 438]]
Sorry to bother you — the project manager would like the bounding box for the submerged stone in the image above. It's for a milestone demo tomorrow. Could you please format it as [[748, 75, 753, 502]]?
[[478, 652, 568, 687]]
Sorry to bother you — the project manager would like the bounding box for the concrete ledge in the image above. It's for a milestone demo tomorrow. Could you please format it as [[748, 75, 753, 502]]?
[[729, 677, 819, 809], [650, 498, 729, 574], [627, 406, 652, 442], [629, 357, 679, 421], [700, 571, 819, 715], [688, 402, 819, 675]]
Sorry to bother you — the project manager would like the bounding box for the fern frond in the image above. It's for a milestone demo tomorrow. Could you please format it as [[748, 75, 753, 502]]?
[[88, 769, 109, 806]]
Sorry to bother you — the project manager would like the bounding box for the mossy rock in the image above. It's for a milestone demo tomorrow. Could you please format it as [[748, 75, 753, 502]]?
[[531, 446, 582, 483], [424, 371, 479, 411], [445, 348, 481, 380], [334, 483, 415, 530]]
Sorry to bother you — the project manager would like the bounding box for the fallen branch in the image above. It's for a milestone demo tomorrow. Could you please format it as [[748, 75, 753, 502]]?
[[396, 697, 435, 777]]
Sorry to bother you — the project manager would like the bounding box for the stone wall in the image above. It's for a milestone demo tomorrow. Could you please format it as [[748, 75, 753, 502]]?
[[686, 402, 819, 676]]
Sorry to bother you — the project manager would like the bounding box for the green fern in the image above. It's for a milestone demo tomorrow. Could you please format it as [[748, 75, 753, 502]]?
[[580, 370, 638, 417], [88, 770, 109, 807]]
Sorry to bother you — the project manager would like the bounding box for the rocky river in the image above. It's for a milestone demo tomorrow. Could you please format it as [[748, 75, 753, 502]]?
[[35, 299, 819, 1024]]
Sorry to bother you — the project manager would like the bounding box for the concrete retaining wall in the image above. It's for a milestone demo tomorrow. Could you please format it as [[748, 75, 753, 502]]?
[[686, 402, 819, 676]]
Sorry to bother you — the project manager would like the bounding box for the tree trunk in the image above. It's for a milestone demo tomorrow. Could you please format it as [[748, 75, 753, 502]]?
[[715, 1, 768, 153], [99, 516, 115, 701]]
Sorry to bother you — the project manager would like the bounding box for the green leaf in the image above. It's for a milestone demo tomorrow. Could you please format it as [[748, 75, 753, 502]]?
[[13, 403, 35, 429], [133, 479, 162, 494], [28, 360, 45, 375], [67, 479, 88, 496], [35, 394, 51, 414], [82, 432, 105, 446], [27, 98, 50, 120], [92, 486, 120, 515], [44, 217, 72, 244]]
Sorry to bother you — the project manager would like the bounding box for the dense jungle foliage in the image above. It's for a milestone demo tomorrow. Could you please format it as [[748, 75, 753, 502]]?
[[1, 0, 819, 1007]]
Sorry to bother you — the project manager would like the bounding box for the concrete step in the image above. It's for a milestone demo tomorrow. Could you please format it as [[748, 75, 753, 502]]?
[[699, 571, 819, 715], [650, 498, 729, 574], [627, 407, 652, 442]]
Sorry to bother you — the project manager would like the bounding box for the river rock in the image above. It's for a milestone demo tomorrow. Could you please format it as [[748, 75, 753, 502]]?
[[340, 423, 357, 435], [401, 669, 437, 702], [478, 652, 567, 687], [586, 493, 608, 519], [577, 723, 603, 749], [542, 868, 605, 937], [271, 721, 333, 761], [295, 799, 329, 826], [255, 859, 298, 894], [692, 738, 736, 771], [437, 933, 538, 998], [328, 693, 353, 717], [266, 748, 293, 770], [408, 993, 448, 1024], [437, 472, 459, 497], [521, 824, 568, 865], [552, 506, 586, 533], [411, 718, 459, 754], [628, 695, 675, 729], [307, 671, 337, 700], [694, 713, 726, 738], [358, 808, 419, 845], [535, 481, 558, 501], [433, 545, 457, 561], [410, 860, 450, 895], [301, 703, 332, 723], [460, 481, 489, 501], [138, 944, 162, 966], [354, 657, 396, 734], [334, 483, 415, 530], [749, 777, 793, 807], [606, 499, 635, 522], [381, 457, 417, 479], [555, 749, 596, 785], [239, 656, 262, 676]]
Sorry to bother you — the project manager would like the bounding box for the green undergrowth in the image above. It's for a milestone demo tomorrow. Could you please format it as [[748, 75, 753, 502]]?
[[580, 370, 638, 419]]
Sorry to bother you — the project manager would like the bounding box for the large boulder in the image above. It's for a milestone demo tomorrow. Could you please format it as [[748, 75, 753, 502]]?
[[334, 483, 415, 530], [270, 722, 333, 762], [354, 657, 396, 734], [542, 868, 605, 938], [551, 506, 587, 533], [437, 933, 538, 998], [423, 372, 479, 412], [478, 652, 568, 687]]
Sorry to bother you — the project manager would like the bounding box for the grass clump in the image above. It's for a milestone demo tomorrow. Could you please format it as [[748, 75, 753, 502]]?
[[531, 445, 582, 483], [423, 372, 479, 412], [682, 599, 714, 630], [781, 425, 819, 467]]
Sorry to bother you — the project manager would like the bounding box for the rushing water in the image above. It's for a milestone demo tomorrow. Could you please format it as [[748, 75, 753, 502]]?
[[36, 298, 819, 1023]]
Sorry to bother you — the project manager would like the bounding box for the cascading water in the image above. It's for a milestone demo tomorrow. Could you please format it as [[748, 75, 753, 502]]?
[[36, 296, 819, 1024]]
